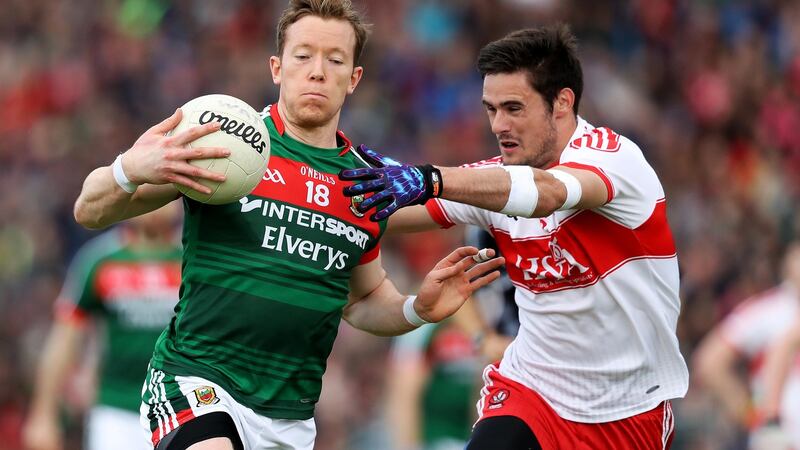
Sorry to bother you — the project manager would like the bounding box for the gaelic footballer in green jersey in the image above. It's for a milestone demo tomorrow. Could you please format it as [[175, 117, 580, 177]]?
[[143, 104, 387, 444], [55, 229, 182, 413]]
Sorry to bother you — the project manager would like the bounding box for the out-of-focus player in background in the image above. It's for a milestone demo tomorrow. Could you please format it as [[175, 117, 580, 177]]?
[[341, 24, 688, 449], [386, 227, 518, 450], [385, 226, 517, 450], [22, 203, 182, 450], [694, 243, 800, 450], [71, 1, 504, 449], [759, 309, 800, 448], [386, 320, 480, 450]]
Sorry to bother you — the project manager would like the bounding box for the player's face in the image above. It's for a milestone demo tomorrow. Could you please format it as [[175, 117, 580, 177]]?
[[129, 201, 181, 238], [482, 71, 558, 168], [270, 15, 363, 128]]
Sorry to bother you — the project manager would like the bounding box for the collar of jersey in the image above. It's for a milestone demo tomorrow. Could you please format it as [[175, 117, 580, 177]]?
[[268, 103, 353, 156]]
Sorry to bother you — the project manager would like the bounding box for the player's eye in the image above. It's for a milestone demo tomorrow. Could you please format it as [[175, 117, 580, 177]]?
[[329, 58, 344, 65], [295, 54, 310, 60]]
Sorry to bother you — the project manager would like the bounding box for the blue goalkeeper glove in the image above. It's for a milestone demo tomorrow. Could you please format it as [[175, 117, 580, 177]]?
[[339, 145, 443, 222]]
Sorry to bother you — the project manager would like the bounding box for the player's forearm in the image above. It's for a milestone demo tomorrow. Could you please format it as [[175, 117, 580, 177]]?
[[696, 361, 753, 425], [760, 325, 800, 419], [386, 378, 424, 449], [437, 166, 565, 217], [75, 167, 179, 229], [29, 323, 82, 415], [74, 166, 135, 229], [343, 280, 417, 337]]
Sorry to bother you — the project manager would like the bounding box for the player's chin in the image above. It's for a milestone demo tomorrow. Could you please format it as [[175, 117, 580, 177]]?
[[500, 152, 524, 166], [295, 106, 335, 128]]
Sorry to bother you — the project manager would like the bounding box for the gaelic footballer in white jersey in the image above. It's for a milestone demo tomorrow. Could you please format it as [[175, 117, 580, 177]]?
[[718, 284, 800, 446], [425, 117, 689, 423]]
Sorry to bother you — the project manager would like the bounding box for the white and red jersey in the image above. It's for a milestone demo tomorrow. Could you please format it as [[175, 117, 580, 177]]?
[[718, 284, 800, 445], [426, 117, 689, 423]]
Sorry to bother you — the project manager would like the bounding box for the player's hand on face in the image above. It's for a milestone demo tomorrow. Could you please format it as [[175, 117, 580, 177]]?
[[339, 145, 440, 222], [22, 412, 63, 450], [414, 247, 504, 323], [120, 108, 231, 195]]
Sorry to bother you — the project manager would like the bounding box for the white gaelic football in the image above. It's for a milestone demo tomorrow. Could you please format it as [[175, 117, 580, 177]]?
[[170, 94, 270, 204]]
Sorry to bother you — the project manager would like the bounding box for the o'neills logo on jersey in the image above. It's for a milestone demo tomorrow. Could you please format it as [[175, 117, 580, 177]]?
[[300, 165, 335, 185], [515, 238, 593, 289], [198, 110, 267, 154]]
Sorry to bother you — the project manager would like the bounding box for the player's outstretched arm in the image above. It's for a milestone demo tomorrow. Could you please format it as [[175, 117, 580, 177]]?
[[343, 247, 504, 336], [339, 145, 609, 221], [74, 109, 230, 229]]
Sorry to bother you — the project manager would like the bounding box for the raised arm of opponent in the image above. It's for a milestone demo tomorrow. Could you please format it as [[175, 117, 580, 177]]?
[[339, 145, 608, 223], [74, 109, 230, 229]]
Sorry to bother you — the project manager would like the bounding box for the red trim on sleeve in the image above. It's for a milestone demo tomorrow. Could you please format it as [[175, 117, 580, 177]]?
[[425, 199, 455, 229], [359, 245, 380, 265], [560, 162, 615, 203], [54, 300, 90, 327]]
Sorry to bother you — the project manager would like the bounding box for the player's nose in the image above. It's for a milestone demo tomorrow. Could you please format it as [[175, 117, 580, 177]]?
[[309, 56, 326, 81], [490, 111, 511, 134]]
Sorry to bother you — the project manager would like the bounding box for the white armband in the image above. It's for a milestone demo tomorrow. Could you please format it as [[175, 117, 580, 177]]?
[[112, 154, 139, 194], [546, 169, 582, 210], [402, 295, 429, 327], [500, 166, 538, 217]]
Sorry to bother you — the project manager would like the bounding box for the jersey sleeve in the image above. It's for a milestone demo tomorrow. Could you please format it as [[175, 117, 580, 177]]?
[[425, 198, 492, 230], [424, 157, 502, 230], [358, 243, 381, 265], [53, 232, 119, 324], [718, 299, 774, 358], [391, 323, 435, 362], [560, 128, 665, 228]]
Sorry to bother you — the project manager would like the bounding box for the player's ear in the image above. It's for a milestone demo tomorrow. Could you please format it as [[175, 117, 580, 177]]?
[[347, 66, 363, 95], [553, 88, 574, 119], [269, 56, 282, 85]]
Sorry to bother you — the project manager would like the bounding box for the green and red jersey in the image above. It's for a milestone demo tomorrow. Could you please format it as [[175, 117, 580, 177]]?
[[55, 229, 182, 412], [150, 103, 388, 420], [393, 322, 481, 445]]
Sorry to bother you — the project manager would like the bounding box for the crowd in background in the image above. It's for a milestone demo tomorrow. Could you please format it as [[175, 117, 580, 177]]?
[[2, 0, 800, 449]]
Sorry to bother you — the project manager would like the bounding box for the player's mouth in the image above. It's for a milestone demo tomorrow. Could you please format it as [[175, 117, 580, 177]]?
[[303, 92, 328, 99], [499, 139, 520, 151]]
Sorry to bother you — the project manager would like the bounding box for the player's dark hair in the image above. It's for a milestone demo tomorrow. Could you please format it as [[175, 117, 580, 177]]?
[[477, 24, 583, 115], [276, 0, 371, 65]]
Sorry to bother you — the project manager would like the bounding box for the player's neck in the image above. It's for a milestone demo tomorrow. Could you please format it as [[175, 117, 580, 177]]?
[[554, 114, 578, 157], [278, 102, 340, 149]]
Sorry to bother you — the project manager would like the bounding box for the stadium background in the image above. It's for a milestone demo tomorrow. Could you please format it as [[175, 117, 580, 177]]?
[[2, 0, 799, 448]]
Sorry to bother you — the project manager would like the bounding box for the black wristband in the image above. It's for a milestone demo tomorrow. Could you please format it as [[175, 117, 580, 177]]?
[[416, 164, 443, 202]]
